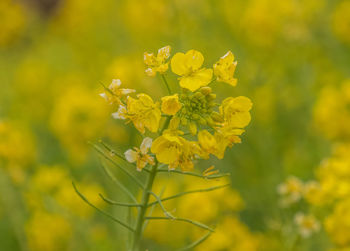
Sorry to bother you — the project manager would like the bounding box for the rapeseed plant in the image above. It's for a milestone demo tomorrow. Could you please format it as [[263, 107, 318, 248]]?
[[74, 46, 252, 250]]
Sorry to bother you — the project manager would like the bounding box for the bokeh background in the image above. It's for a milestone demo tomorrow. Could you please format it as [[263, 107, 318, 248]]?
[[1, 0, 350, 250]]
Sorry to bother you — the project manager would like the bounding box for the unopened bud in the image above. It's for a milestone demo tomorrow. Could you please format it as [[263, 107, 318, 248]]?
[[211, 111, 224, 122], [200, 87, 212, 95], [181, 117, 188, 126], [189, 122, 197, 135]]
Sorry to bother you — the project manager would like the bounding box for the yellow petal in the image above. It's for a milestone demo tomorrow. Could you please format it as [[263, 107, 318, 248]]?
[[184, 50, 204, 71], [171, 52, 188, 76]]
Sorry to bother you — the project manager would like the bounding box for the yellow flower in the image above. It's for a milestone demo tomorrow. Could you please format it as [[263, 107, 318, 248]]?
[[151, 129, 200, 170], [99, 79, 135, 105], [124, 137, 155, 171], [294, 212, 320, 238], [144, 45, 171, 76], [161, 94, 182, 115], [220, 96, 253, 128], [213, 51, 238, 86], [113, 94, 161, 134], [198, 130, 230, 159], [171, 49, 213, 91]]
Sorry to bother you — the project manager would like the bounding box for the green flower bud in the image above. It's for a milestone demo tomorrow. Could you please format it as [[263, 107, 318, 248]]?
[[192, 114, 200, 120], [198, 117, 207, 125], [207, 93, 216, 101], [200, 87, 212, 95], [189, 122, 197, 135], [194, 92, 203, 99], [181, 117, 188, 126], [211, 111, 224, 122]]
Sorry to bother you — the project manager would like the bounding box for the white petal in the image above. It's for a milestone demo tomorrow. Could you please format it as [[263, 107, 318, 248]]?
[[140, 137, 152, 154], [124, 149, 138, 163], [99, 93, 107, 100], [112, 79, 122, 87], [112, 105, 127, 120], [121, 88, 136, 95]]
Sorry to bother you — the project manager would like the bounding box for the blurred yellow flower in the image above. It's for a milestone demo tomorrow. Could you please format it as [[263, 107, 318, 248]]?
[[213, 51, 238, 86], [325, 198, 350, 247], [161, 94, 182, 115], [26, 210, 71, 251], [125, 137, 155, 171], [332, 0, 350, 44], [144, 45, 171, 76], [277, 176, 304, 206], [294, 212, 320, 238], [171, 49, 213, 91]]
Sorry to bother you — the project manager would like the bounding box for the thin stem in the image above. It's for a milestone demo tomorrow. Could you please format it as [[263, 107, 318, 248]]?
[[161, 74, 171, 94], [149, 191, 175, 219], [144, 216, 214, 232], [100, 161, 138, 203], [99, 140, 127, 161], [90, 142, 145, 189], [147, 184, 230, 207], [72, 182, 135, 232], [132, 162, 158, 251], [177, 231, 212, 251], [157, 168, 231, 180], [99, 194, 142, 208]]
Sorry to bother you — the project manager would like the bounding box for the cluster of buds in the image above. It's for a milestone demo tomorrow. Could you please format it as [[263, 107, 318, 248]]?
[[177, 87, 218, 135]]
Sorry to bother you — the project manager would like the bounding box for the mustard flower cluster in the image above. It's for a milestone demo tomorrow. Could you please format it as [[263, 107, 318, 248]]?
[[101, 46, 252, 172]]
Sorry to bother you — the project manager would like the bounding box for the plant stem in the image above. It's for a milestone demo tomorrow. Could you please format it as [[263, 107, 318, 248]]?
[[161, 74, 171, 94], [132, 162, 158, 251]]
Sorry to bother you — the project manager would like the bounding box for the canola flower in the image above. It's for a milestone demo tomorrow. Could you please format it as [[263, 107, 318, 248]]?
[[294, 212, 320, 238], [75, 46, 253, 251]]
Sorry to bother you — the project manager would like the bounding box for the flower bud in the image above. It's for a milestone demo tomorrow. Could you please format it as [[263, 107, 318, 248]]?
[[189, 122, 197, 135], [181, 117, 188, 126], [200, 87, 212, 95], [211, 111, 224, 122]]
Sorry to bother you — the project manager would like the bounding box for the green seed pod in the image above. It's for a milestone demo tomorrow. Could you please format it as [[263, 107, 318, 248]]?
[[189, 122, 197, 135], [211, 111, 224, 122]]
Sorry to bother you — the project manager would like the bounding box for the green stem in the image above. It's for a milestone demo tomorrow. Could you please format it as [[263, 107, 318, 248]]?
[[161, 74, 171, 94], [132, 162, 158, 251], [132, 114, 171, 250]]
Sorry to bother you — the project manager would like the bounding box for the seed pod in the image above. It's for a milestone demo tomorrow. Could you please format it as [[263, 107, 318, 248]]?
[[189, 122, 197, 135]]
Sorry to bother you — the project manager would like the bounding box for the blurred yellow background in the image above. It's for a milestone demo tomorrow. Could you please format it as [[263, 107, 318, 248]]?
[[1, 0, 350, 250]]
